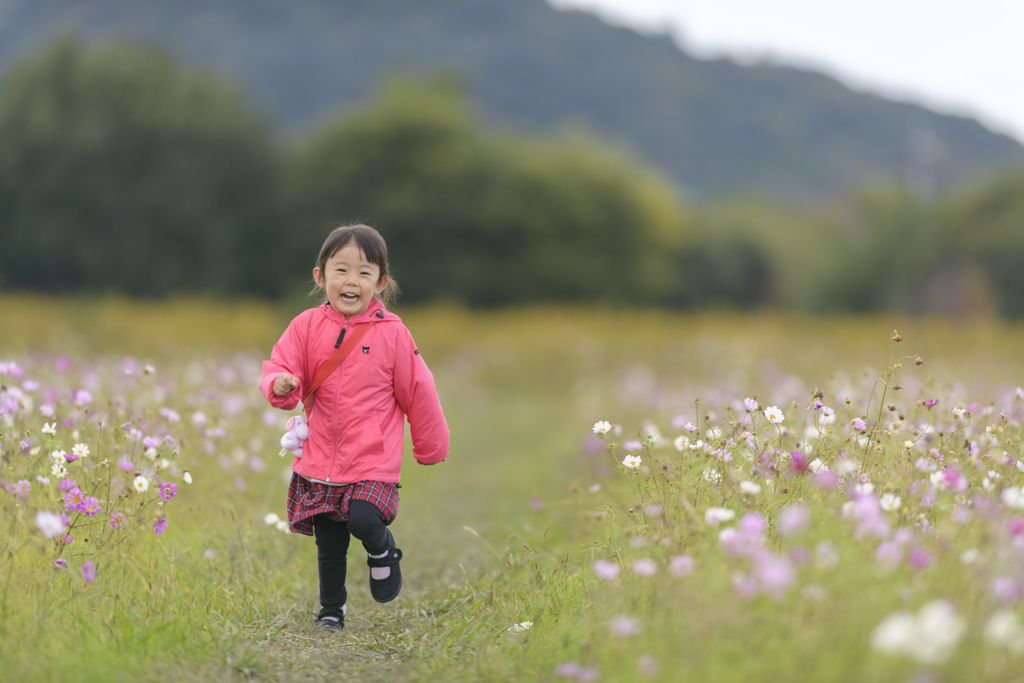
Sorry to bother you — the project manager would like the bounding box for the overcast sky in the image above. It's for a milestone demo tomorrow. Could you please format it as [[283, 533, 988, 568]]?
[[549, 0, 1024, 142]]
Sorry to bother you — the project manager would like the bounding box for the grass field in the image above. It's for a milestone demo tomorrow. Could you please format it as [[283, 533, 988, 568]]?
[[3, 294, 1024, 682]]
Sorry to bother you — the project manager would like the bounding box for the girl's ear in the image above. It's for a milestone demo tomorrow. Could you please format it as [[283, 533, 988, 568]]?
[[312, 267, 324, 288], [374, 275, 390, 295]]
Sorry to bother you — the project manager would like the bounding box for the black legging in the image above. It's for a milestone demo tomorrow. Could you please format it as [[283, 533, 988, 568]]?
[[312, 500, 390, 619]]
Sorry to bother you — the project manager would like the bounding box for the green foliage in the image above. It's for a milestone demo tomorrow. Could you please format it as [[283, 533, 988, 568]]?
[[0, 40, 283, 297], [288, 78, 692, 306]]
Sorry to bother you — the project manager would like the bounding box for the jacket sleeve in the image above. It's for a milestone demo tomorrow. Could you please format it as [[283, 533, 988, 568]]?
[[259, 314, 307, 411], [393, 326, 449, 464]]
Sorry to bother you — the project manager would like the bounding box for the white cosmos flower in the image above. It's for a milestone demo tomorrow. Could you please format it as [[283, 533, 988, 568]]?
[[704, 507, 736, 525], [673, 435, 689, 452], [706, 427, 722, 440], [983, 477, 995, 493], [622, 454, 642, 469], [277, 520, 289, 532], [836, 459, 858, 476], [960, 548, 980, 564], [808, 458, 828, 474], [1001, 486, 1024, 509], [952, 407, 966, 418], [35, 510, 67, 539], [264, 513, 280, 525], [589, 483, 601, 493], [820, 406, 836, 425], [643, 424, 663, 447], [51, 450, 67, 465], [985, 611, 1024, 655], [42, 422, 56, 435], [1017, 461, 1024, 474], [71, 443, 89, 458], [51, 462, 67, 478], [703, 468, 721, 484], [739, 480, 762, 495], [133, 475, 150, 493], [929, 470, 947, 490], [688, 439, 705, 451], [880, 493, 902, 511], [592, 421, 611, 435], [872, 600, 965, 664], [157, 458, 171, 471], [145, 447, 158, 461], [183, 470, 193, 484], [764, 406, 784, 424], [854, 482, 874, 496]]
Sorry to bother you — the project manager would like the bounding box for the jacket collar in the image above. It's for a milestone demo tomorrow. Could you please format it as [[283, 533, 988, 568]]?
[[318, 297, 395, 324]]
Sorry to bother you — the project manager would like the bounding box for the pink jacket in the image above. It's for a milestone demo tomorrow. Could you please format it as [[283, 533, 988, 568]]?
[[259, 299, 449, 483]]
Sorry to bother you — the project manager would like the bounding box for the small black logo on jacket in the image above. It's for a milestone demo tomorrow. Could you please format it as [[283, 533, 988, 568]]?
[[362, 346, 370, 354]]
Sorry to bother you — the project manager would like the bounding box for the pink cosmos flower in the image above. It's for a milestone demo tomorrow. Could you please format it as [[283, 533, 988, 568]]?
[[909, 547, 932, 568], [754, 551, 794, 598], [153, 517, 168, 535], [62, 534, 74, 544], [159, 482, 178, 501], [790, 451, 811, 474], [14, 479, 31, 500], [110, 512, 127, 530], [942, 467, 968, 494], [732, 571, 759, 600], [142, 436, 160, 449], [670, 555, 695, 577], [852, 418, 867, 431], [73, 390, 92, 406], [744, 397, 759, 412], [632, 559, 657, 577], [992, 577, 1024, 604], [739, 513, 767, 537], [53, 558, 68, 571], [779, 503, 810, 537], [81, 561, 96, 583], [876, 541, 902, 570], [608, 616, 641, 637], [555, 662, 581, 678], [789, 546, 811, 564], [63, 488, 86, 511], [813, 470, 838, 490], [81, 497, 101, 516], [23, 380, 38, 392], [593, 560, 620, 580], [1008, 517, 1024, 537], [204, 549, 216, 560], [119, 457, 134, 471]]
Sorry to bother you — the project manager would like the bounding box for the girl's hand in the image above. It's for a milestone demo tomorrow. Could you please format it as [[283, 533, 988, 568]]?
[[273, 373, 300, 396]]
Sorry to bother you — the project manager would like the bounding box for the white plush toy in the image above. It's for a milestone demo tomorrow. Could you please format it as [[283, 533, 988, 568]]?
[[279, 414, 309, 457]]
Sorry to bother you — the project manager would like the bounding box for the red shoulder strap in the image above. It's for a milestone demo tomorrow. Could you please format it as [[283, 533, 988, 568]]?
[[302, 321, 373, 422]]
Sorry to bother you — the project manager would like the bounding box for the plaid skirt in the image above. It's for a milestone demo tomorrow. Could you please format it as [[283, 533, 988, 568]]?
[[286, 473, 399, 536]]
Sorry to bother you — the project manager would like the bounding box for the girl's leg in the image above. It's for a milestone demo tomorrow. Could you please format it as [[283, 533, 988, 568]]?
[[348, 500, 403, 602], [346, 499, 389, 555], [312, 513, 350, 621]]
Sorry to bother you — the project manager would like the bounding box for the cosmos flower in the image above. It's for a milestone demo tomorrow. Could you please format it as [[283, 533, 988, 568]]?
[[632, 558, 657, 576], [81, 561, 97, 584], [705, 507, 736, 525], [153, 516, 168, 535], [133, 475, 150, 493], [880, 494, 902, 511], [41, 422, 56, 435], [763, 406, 784, 424], [739, 480, 762, 495], [35, 510, 67, 539], [592, 421, 611, 435], [264, 512, 280, 525], [744, 397, 759, 412], [670, 555, 695, 577], [622, 454, 642, 469], [592, 560, 620, 580], [608, 616, 641, 637], [183, 470, 193, 484], [71, 443, 89, 459]]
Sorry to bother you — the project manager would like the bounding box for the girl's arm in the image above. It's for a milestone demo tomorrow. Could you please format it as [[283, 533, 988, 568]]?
[[394, 327, 450, 464], [260, 316, 308, 411]]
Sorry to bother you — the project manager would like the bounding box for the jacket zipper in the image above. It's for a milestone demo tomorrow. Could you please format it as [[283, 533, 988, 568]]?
[[331, 321, 346, 480]]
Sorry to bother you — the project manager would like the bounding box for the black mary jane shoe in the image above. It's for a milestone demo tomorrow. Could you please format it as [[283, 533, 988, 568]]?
[[367, 529, 403, 603], [313, 612, 345, 631]]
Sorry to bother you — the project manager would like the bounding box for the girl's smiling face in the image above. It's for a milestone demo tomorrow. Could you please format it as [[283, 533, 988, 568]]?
[[313, 242, 389, 318]]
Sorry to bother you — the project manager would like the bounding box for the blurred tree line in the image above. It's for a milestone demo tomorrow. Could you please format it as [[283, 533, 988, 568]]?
[[0, 40, 1022, 316]]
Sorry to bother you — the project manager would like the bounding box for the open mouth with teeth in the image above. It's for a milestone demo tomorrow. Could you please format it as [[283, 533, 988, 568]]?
[[339, 293, 361, 305]]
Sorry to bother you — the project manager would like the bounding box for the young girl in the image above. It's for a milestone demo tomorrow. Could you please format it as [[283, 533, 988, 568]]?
[[260, 224, 449, 631]]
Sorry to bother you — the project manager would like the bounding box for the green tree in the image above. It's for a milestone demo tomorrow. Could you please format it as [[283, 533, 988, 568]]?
[[0, 40, 283, 296], [288, 78, 692, 306]]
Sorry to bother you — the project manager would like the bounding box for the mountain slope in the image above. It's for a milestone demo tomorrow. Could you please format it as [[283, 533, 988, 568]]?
[[0, 0, 1020, 197]]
